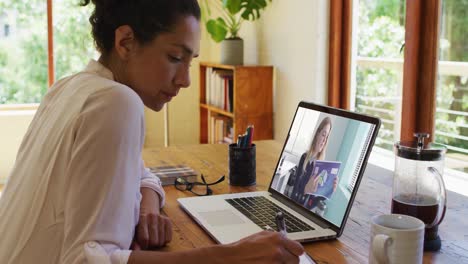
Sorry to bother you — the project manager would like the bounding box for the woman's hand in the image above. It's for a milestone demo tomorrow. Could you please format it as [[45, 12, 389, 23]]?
[[132, 212, 172, 250], [304, 174, 320, 194], [225, 231, 304, 264], [132, 188, 173, 250], [305, 175, 339, 195], [129, 230, 304, 264]]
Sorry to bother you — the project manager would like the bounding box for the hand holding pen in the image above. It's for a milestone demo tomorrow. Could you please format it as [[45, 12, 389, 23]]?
[[227, 228, 304, 263], [276, 211, 317, 264]]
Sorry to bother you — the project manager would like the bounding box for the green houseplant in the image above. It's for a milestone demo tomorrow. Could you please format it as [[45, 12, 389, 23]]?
[[201, 0, 272, 65]]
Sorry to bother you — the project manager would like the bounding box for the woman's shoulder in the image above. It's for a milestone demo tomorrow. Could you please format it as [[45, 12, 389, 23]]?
[[92, 82, 142, 108], [85, 84, 144, 119], [69, 71, 144, 115], [73, 80, 145, 140]]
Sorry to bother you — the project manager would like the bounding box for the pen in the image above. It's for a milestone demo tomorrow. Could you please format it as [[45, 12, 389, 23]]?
[[275, 211, 317, 264], [243, 132, 248, 147], [248, 125, 254, 147], [276, 212, 316, 263], [275, 211, 287, 236], [243, 127, 249, 148]]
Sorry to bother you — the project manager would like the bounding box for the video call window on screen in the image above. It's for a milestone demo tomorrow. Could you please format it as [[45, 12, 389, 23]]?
[[271, 107, 375, 227]]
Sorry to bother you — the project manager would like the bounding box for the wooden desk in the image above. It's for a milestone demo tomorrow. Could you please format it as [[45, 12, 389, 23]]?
[[143, 141, 468, 263]]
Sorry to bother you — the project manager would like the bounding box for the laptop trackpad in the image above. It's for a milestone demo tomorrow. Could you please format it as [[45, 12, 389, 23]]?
[[199, 210, 246, 226]]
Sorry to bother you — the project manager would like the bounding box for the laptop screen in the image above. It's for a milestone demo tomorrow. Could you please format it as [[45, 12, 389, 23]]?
[[270, 103, 378, 228]]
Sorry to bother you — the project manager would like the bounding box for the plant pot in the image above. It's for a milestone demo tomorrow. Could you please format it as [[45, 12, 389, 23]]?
[[220, 38, 243, 65]]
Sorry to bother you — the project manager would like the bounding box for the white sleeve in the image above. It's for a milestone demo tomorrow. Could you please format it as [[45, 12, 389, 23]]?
[[140, 162, 166, 208], [60, 87, 144, 264], [83, 242, 130, 264]]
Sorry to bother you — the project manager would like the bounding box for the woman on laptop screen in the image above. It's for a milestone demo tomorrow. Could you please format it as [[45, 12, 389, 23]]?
[[289, 117, 339, 212]]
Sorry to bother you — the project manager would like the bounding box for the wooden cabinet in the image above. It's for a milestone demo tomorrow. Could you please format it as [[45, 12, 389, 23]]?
[[199, 62, 274, 144]]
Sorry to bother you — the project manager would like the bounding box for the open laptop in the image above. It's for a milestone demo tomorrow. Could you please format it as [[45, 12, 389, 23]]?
[[178, 101, 381, 244]]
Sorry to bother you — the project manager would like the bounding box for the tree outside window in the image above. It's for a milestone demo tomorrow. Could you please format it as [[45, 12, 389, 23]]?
[[353, 0, 468, 173], [436, 0, 468, 173], [353, 0, 405, 150], [0, 0, 94, 105]]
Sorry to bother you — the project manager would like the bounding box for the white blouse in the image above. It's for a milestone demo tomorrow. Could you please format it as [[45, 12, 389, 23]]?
[[0, 60, 165, 264]]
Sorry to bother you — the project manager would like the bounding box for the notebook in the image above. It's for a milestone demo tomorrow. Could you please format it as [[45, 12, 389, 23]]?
[[178, 101, 380, 247], [149, 165, 197, 186]]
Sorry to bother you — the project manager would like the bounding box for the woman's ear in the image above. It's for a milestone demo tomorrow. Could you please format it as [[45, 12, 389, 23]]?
[[114, 25, 137, 60]]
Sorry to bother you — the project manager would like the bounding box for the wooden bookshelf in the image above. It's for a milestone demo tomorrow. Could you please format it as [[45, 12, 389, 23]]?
[[200, 103, 234, 118], [199, 62, 274, 144]]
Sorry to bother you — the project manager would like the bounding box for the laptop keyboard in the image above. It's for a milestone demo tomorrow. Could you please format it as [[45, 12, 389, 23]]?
[[225, 196, 315, 233]]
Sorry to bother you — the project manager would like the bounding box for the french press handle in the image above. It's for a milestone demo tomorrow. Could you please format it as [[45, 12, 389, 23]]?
[[427, 167, 447, 228]]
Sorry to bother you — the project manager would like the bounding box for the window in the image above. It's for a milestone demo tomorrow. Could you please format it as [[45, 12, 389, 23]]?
[[0, 2, 47, 104], [0, 0, 94, 105], [351, 0, 406, 151], [436, 0, 468, 173], [53, 1, 95, 83], [329, 0, 468, 174]]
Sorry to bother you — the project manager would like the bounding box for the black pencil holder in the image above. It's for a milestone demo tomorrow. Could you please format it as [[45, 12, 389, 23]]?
[[228, 143, 256, 186]]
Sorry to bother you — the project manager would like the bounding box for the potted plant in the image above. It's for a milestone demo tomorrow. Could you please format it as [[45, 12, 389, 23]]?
[[201, 0, 272, 65]]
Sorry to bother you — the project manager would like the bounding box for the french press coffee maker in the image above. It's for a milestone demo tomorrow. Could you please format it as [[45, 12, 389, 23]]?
[[392, 133, 447, 251]]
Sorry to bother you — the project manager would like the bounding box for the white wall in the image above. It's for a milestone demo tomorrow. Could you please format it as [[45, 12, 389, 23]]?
[[244, 0, 330, 141]]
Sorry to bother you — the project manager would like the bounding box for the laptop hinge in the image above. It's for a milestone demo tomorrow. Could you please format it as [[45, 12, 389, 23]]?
[[269, 191, 338, 232]]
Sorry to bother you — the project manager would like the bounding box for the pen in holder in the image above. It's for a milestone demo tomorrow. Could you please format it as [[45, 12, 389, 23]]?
[[228, 143, 256, 186]]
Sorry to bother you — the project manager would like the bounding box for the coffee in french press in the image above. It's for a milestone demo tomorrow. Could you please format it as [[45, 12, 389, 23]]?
[[392, 133, 447, 251]]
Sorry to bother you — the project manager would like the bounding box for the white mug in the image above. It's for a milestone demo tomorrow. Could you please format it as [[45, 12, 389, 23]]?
[[369, 214, 425, 264]]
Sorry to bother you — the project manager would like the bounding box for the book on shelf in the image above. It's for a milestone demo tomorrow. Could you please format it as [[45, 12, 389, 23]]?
[[208, 114, 233, 144], [149, 165, 197, 186], [205, 67, 211, 105], [204, 67, 233, 112], [227, 77, 233, 112]]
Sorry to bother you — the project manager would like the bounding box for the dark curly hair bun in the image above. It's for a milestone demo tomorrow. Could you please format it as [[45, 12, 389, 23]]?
[[80, 0, 200, 53]]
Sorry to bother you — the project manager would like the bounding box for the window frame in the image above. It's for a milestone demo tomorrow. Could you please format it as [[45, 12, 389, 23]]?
[[47, 0, 54, 87], [328, 0, 353, 110], [328, 0, 442, 143]]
